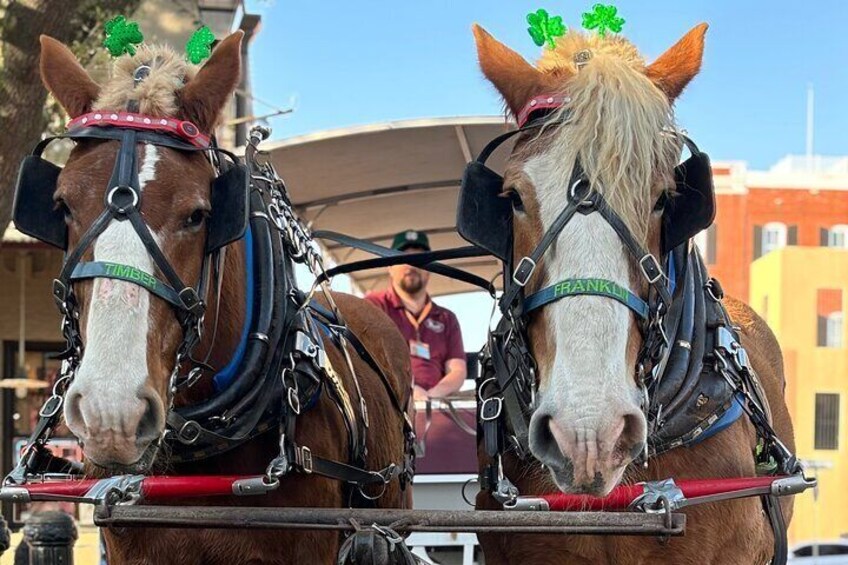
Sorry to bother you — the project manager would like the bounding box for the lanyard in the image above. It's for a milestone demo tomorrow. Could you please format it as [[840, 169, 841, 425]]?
[[404, 302, 432, 338]]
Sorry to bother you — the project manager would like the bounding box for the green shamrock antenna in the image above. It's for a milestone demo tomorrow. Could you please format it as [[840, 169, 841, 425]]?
[[186, 26, 216, 65], [527, 9, 567, 50], [103, 15, 144, 57], [581, 4, 625, 37]]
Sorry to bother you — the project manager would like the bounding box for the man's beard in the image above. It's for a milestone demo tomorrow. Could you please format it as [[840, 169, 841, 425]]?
[[399, 272, 424, 294]]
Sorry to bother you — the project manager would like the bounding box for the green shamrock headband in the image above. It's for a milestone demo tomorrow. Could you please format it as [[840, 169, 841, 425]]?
[[186, 26, 216, 64], [581, 3, 625, 37], [526, 4, 626, 50], [102, 17, 216, 64], [103, 16, 144, 57]]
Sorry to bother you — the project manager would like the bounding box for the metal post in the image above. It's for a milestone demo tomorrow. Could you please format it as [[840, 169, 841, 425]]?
[[22, 512, 77, 565]]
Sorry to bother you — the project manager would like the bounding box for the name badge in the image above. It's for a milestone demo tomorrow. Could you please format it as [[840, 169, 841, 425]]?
[[409, 340, 431, 360]]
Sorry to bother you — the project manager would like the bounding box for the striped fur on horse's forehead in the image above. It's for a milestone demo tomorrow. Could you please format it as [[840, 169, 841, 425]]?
[[94, 44, 199, 116]]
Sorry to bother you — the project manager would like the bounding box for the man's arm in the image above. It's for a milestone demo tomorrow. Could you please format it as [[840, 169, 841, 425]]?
[[425, 358, 467, 399], [426, 310, 467, 398]]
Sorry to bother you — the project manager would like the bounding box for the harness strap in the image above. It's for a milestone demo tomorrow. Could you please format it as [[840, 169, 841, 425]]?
[[289, 442, 399, 487], [524, 278, 649, 319], [313, 231, 495, 294], [70, 262, 184, 309]]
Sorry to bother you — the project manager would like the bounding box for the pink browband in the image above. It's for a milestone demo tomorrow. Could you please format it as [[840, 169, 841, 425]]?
[[517, 94, 571, 128], [67, 111, 211, 149]]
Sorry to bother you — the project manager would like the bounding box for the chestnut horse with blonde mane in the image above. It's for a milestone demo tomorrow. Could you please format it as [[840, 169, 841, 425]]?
[[31, 32, 412, 564], [470, 23, 795, 564]]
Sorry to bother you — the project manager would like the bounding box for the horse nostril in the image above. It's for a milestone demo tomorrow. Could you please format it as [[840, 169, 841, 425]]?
[[529, 413, 567, 469], [64, 390, 86, 434], [614, 412, 646, 460], [135, 392, 164, 444]]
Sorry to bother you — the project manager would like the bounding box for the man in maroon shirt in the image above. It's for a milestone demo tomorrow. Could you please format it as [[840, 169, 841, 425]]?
[[365, 230, 467, 401]]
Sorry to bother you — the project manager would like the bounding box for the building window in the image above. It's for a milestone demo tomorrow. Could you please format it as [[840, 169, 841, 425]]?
[[814, 393, 839, 450], [754, 223, 793, 259], [826, 313, 843, 348], [817, 289, 844, 348], [823, 225, 848, 249], [762, 222, 787, 255]]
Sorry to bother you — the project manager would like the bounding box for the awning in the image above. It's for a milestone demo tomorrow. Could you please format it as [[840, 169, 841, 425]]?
[[260, 116, 517, 297]]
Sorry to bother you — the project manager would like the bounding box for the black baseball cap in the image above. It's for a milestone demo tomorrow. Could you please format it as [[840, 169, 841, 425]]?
[[391, 230, 431, 252]]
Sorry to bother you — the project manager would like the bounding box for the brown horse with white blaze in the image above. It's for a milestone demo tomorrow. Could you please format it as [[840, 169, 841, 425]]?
[[471, 23, 795, 564], [35, 32, 412, 564]]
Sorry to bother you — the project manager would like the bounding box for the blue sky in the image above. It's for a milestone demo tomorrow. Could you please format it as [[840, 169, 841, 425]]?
[[245, 0, 847, 170]]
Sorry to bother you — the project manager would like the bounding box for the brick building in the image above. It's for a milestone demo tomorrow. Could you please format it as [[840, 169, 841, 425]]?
[[696, 156, 848, 300]]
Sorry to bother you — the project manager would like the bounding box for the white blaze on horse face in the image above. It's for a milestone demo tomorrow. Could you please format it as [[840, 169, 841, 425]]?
[[64, 145, 161, 458], [524, 152, 645, 491]]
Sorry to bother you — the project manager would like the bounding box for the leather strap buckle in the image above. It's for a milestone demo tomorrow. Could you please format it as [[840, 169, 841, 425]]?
[[639, 254, 663, 284], [297, 446, 313, 473], [513, 257, 537, 287], [481, 397, 503, 422], [178, 288, 205, 317]]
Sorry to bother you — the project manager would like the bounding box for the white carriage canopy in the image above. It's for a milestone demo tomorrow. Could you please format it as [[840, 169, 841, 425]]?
[[259, 117, 517, 297]]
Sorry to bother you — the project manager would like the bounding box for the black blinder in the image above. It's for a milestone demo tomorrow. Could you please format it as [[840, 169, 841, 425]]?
[[13, 155, 67, 250], [206, 162, 249, 253], [663, 147, 716, 254], [457, 161, 513, 262]]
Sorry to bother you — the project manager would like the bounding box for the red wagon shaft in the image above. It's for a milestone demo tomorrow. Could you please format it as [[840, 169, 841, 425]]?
[[505, 475, 815, 512], [1, 473, 814, 513], [0, 474, 277, 504]]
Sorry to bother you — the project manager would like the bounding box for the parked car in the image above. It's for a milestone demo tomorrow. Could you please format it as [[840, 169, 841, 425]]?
[[789, 540, 848, 564]]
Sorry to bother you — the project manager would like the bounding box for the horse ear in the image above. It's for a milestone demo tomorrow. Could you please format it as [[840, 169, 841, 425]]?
[[39, 35, 100, 118], [646, 23, 708, 101], [179, 30, 244, 132], [473, 24, 547, 117]]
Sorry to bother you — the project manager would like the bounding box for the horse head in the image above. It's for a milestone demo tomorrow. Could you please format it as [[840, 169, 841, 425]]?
[[472, 23, 707, 495], [36, 31, 244, 472]]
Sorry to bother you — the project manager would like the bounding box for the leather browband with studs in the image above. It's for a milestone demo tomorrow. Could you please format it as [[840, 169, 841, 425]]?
[[67, 111, 211, 149]]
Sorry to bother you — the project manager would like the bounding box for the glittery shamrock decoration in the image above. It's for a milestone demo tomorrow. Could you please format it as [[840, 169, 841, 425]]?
[[103, 15, 144, 57], [581, 4, 625, 37], [186, 26, 216, 65], [527, 9, 567, 49]]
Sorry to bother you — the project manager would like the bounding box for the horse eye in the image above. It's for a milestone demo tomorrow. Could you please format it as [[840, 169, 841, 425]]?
[[653, 192, 668, 213], [184, 209, 207, 229], [55, 199, 72, 222], [507, 189, 525, 212]]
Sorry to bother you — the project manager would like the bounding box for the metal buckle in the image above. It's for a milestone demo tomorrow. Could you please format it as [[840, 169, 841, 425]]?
[[287, 386, 301, 415], [178, 288, 205, 317], [299, 446, 313, 473], [512, 257, 537, 287], [639, 254, 664, 284], [481, 397, 503, 421], [38, 395, 63, 418], [177, 420, 202, 445]]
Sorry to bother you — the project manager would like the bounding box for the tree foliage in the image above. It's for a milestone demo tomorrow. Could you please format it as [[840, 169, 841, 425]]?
[[0, 0, 143, 236]]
